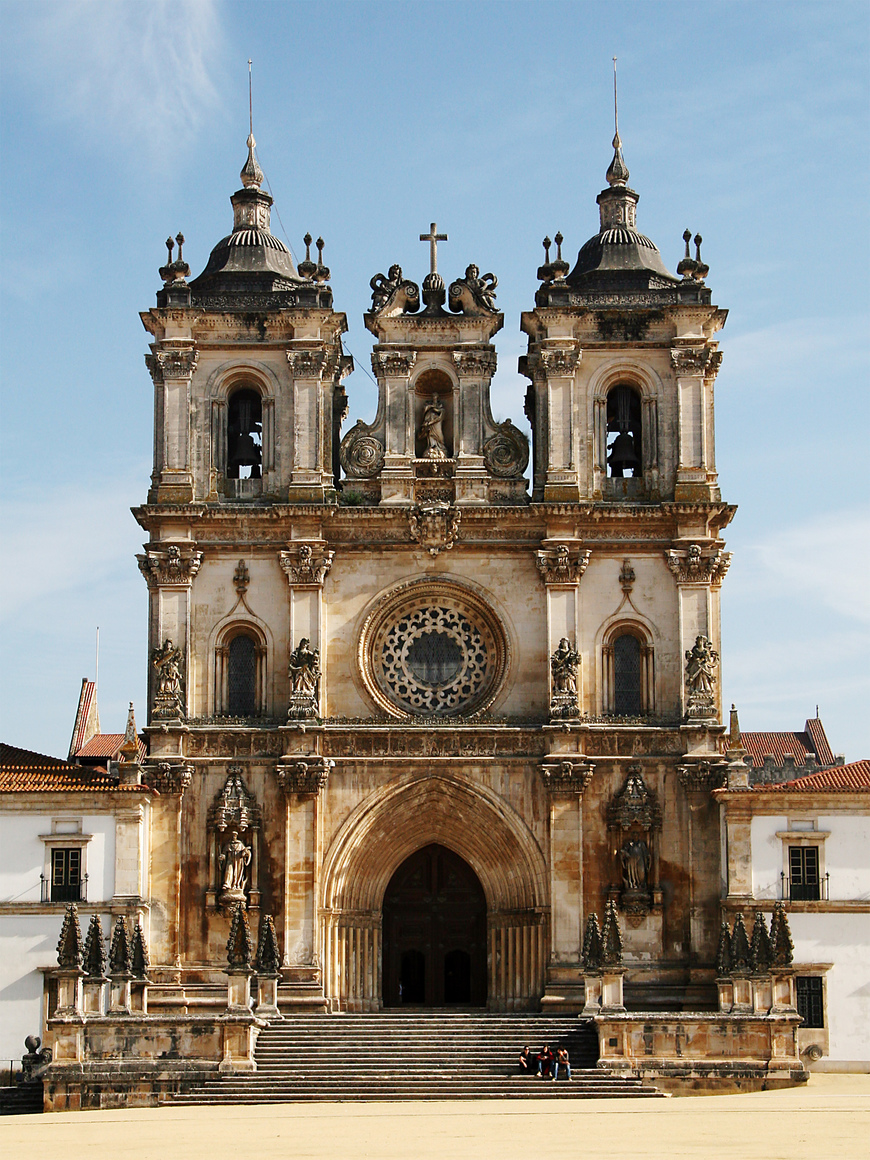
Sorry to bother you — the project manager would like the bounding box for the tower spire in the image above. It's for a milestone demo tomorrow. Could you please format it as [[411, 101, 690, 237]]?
[[240, 58, 263, 190], [606, 56, 630, 187]]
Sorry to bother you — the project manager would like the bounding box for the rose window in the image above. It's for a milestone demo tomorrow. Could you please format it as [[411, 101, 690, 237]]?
[[359, 582, 508, 718]]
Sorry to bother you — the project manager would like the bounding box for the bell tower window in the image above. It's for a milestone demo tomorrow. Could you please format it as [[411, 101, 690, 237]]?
[[227, 388, 262, 480], [606, 384, 642, 478]]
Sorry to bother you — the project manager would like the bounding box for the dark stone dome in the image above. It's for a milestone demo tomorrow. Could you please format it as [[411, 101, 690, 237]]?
[[569, 225, 677, 283]]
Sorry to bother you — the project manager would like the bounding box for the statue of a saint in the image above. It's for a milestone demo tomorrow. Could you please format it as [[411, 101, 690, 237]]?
[[152, 639, 183, 697], [620, 839, 649, 892], [219, 829, 251, 898], [288, 638, 321, 696], [551, 637, 580, 695], [420, 397, 447, 459], [685, 635, 719, 697]]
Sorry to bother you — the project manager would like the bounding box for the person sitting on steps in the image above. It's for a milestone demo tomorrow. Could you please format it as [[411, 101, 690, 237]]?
[[536, 1044, 554, 1078], [554, 1046, 571, 1081], [518, 1045, 533, 1076]]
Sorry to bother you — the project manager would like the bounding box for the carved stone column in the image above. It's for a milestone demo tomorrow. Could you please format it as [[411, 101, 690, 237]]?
[[137, 545, 202, 723], [666, 543, 730, 724], [279, 541, 334, 719], [670, 346, 722, 502], [529, 348, 582, 502], [372, 349, 416, 505], [146, 343, 197, 504], [286, 348, 337, 502], [535, 541, 591, 719], [144, 761, 192, 969], [452, 349, 497, 503]]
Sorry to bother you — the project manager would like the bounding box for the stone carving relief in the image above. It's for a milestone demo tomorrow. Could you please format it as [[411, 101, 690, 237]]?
[[419, 397, 448, 459], [452, 349, 498, 378], [146, 346, 198, 382], [483, 419, 529, 479], [540, 349, 580, 376], [535, 543, 591, 585], [339, 420, 385, 478], [684, 634, 719, 721], [144, 760, 193, 796], [207, 766, 262, 911], [287, 349, 327, 378], [368, 266, 420, 316], [150, 639, 185, 721], [666, 544, 731, 586], [275, 755, 334, 797], [233, 561, 250, 595], [540, 758, 595, 795], [619, 560, 636, 593], [670, 347, 714, 376], [287, 639, 321, 720], [595, 311, 659, 342], [375, 350, 417, 378], [677, 759, 727, 793], [137, 545, 203, 588], [549, 638, 581, 720], [408, 502, 461, 557], [448, 264, 499, 314], [606, 767, 662, 918], [279, 542, 335, 586]]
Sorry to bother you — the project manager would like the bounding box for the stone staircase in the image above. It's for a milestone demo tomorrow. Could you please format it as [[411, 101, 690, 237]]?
[[169, 1013, 663, 1103], [0, 1080, 43, 1115]]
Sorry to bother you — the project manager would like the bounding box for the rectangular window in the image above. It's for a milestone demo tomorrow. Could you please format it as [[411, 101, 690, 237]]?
[[51, 848, 82, 902], [789, 845, 820, 901], [796, 976, 824, 1028]]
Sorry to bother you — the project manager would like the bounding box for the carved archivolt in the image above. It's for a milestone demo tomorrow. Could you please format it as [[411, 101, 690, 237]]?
[[357, 579, 509, 719]]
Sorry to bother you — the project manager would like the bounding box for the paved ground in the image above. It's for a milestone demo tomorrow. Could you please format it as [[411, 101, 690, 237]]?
[[1, 1075, 868, 1160]]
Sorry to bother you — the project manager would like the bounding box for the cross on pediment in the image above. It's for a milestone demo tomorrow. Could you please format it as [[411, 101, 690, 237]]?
[[419, 222, 448, 275]]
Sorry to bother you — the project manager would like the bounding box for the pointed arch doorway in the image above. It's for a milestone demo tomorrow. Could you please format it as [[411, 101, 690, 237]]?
[[383, 844, 486, 1008]]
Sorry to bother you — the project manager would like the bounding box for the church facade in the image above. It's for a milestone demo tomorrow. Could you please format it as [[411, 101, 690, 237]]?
[[135, 128, 733, 1018]]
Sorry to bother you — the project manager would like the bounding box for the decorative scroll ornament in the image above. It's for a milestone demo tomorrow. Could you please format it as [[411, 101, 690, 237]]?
[[137, 545, 203, 588], [209, 766, 262, 834], [279, 542, 335, 586], [56, 904, 84, 969], [549, 638, 581, 720], [448, 264, 499, 314], [670, 347, 713, 375], [453, 349, 498, 378], [540, 758, 595, 795], [150, 639, 185, 720], [666, 544, 731, 586], [340, 420, 385, 478], [145, 760, 193, 796], [677, 759, 727, 792], [684, 634, 719, 721], [483, 419, 529, 479], [147, 345, 197, 382], [287, 349, 327, 378], [288, 639, 321, 720], [226, 902, 253, 970], [535, 543, 591, 585], [276, 755, 334, 797], [606, 768, 662, 832], [368, 265, 420, 316], [408, 502, 461, 557]]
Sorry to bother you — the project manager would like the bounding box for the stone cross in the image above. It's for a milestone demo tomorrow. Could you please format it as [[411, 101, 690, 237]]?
[[419, 222, 447, 275]]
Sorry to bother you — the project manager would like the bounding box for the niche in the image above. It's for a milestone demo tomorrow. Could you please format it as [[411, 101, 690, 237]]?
[[414, 370, 454, 460], [227, 388, 263, 479]]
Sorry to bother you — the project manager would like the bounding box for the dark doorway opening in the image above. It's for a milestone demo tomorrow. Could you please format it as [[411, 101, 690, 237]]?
[[383, 844, 486, 1008]]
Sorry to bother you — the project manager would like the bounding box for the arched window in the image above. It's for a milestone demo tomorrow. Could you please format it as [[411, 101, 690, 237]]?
[[603, 625, 654, 717], [227, 388, 262, 480], [613, 634, 642, 715], [606, 385, 642, 478], [227, 635, 257, 716]]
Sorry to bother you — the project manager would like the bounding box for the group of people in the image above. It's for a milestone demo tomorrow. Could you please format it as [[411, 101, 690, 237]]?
[[518, 1044, 571, 1081]]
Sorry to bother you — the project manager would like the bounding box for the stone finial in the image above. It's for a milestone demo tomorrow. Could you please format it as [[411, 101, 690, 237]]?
[[582, 912, 604, 971], [693, 234, 709, 281], [240, 132, 264, 190], [227, 902, 253, 970], [254, 914, 282, 976], [56, 903, 84, 969], [750, 912, 773, 972], [131, 920, 150, 979], [606, 130, 630, 188], [770, 902, 795, 967], [83, 914, 106, 979], [716, 921, 733, 977], [158, 233, 191, 286], [537, 236, 554, 283], [298, 233, 317, 280], [551, 232, 569, 280], [601, 897, 624, 966], [730, 912, 752, 973], [314, 237, 330, 283], [108, 916, 133, 977]]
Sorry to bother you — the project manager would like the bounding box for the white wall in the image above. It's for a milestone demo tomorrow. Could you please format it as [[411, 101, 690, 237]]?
[[0, 811, 116, 904], [791, 910, 870, 1064]]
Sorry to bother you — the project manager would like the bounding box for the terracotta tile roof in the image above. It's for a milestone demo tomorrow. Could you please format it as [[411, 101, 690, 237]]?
[[0, 743, 146, 792], [740, 718, 834, 768], [805, 717, 835, 766], [762, 759, 870, 793], [75, 733, 147, 761]]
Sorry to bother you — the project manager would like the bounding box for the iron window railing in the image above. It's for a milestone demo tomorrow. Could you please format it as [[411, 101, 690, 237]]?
[[781, 870, 829, 902], [41, 871, 88, 903]]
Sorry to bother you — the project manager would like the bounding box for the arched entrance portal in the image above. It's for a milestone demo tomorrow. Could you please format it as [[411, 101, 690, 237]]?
[[383, 844, 486, 1007]]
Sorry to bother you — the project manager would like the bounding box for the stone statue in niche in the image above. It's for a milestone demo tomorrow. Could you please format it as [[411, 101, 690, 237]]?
[[288, 638, 321, 720], [620, 838, 650, 892], [685, 634, 719, 720], [151, 639, 185, 720], [219, 829, 252, 903], [420, 397, 447, 460], [549, 638, 581, 720]]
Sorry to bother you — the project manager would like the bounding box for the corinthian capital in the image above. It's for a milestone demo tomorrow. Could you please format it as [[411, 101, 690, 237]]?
[[374, 350, 417, 377], [149, 346, 198, 381], [670, 347, 712, 375], [535, 543, 591, 585], [137, 545, 203, 587], [666, 544, 731, 586], [278, 542, 335, 586], [452, 349, 497, 378], [287, 349, 327, 378], [540, 348, 580, 375]]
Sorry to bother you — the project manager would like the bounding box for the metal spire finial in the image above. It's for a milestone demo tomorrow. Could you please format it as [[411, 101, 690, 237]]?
[[240, 59, 263, 190], [248, 59, 253, 137], [606, 55, 629, 187]]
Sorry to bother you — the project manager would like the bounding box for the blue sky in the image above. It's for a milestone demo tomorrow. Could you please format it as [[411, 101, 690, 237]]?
[[1, 0, 868, 760]]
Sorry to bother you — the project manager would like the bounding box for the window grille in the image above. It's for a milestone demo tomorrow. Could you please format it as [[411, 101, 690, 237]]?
[[614, 634, 642, 715], [228, 635, 257, 716], [796, 976, 824, 1028]]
